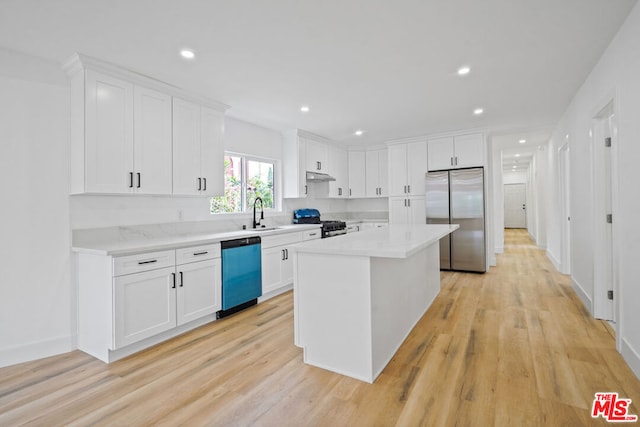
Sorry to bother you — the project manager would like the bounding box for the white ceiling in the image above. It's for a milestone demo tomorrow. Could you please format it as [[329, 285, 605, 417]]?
[[0, 0, 636, 146]]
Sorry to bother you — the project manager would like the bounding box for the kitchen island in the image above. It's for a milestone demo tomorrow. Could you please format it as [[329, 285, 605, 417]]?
[[293, 224, 458, 383]]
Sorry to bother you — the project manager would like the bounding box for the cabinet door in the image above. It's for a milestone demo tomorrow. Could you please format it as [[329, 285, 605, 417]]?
[[348, 151, 366, 198], [306, 139, 328, 172], [200, 107, 224, 196], [328, 145, 348, 198], [173, 98, 202, 195], [133, 86, 172, 194], [365, 150, 380, 197], [176, 259, 221, 326], [378, 148, 388, 197], [427, 137, 454, 171], [85, 70, 134, 193], [114, 267, 176, 348], [454, 134, 484, 168], [262, 246, 285, 294], [388, 144, 408, 196], [281, 246, 294, 285], [407, 141, 427, 195], [407, 196, 426, 224], [388, 197, 408, 224]]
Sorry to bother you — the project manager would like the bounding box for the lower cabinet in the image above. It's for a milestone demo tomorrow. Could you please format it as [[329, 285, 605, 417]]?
[[389, 196, 425, 224], [78, 243, 221, 362], [261, 228, 321, 296]]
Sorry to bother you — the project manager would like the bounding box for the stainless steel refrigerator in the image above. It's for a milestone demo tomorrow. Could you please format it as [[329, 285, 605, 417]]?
[[425, 167, 486, 272]]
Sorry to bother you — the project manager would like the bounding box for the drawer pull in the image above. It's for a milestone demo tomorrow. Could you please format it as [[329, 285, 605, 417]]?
[[179, 271, 184, 287], [138, 260, 158, 265], [309, 233, 317, 236], [193, 251, 208, 256], [171, 272, 176, 289]]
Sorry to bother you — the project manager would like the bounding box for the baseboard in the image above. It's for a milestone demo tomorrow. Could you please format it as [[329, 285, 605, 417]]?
[[259, 283, 293, 302], [621, 338, 640, 380], [0, 334, 75, 368], [571, 277, 593, 316], [495, 246, 504, 254], [547, 249, 561, 272]]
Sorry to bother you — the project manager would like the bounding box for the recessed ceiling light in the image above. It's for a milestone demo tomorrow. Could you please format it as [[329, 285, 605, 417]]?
[[515, 154, 520, 157], [473, 108, 484, 115], [180, 49, 195, 60], [457, 66, 471, 76], [519, 139, 526, 144], [300, 105, 310, 113], [354, 130, 364, 136]]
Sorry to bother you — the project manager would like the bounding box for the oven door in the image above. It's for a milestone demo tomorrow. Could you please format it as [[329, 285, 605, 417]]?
[[323, 229, 347, 238]]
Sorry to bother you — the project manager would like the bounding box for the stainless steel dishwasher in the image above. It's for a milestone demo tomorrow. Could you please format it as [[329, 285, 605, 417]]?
[[217, 236, 262, 318]]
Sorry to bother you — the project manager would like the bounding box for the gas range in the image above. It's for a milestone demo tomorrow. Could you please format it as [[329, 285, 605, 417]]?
[[292, 209, 347, 238]]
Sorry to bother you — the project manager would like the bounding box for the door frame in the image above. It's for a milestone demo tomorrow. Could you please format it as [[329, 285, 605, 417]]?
[[558, 143, 571, 275], [591, 95, 620, 342]]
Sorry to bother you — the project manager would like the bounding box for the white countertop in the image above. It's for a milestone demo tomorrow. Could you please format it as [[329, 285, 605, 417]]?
[[72, 224, 322, 256], [293, 224, 458, 259]]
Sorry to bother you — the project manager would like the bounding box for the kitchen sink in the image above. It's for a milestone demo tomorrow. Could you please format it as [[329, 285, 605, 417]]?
[[247, 227, 279, 233]]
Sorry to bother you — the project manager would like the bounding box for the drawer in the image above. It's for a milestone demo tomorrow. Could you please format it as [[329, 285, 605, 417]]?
[[346, 223, 362, 233], [114, 250, 175, 276], [302, 228, 322, 240], [176, 243, 221, 265], [261, 232, 303, 249]]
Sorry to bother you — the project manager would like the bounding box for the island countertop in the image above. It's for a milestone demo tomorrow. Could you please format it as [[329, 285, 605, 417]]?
[[293, 224, 459, 259]]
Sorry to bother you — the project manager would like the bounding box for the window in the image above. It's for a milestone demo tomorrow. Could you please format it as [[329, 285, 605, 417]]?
[[211, 154, 276, 214]]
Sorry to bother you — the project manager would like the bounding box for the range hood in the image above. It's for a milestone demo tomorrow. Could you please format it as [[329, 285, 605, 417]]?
[[306, 171, 336, 182]]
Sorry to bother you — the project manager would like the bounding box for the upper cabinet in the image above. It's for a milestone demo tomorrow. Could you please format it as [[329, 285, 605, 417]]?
[[388, 140, 427, 197], [328, 145, 348, 198], [306, 139, 329, 173], [427, 133, 484, 171], [173, 98, 224, 196], [365, 149, 388, 197], [64, 53, 228, 196], [282, 130, 308, 198], [348, 151, 366, 198]]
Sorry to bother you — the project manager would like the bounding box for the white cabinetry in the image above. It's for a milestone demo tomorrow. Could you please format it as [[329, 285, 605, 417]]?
[[365, 149, 388, 197], [346, 223, 362, 233], [348, 151, 366, 198], [328, 145, 348, 198], [173, 98, 224, 196], [427, 133, 484, 171], [388, 141, 427, 196], [64, 54, 228, 196], [305, 139, 329, 173], [389, 197, 425, 224], [261, 229, 321, 296], [78, 243, 222, 363]]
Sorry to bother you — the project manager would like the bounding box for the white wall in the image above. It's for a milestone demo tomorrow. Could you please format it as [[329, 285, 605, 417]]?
[[0, 49, 73, 367], [549, 1, 640, 377]]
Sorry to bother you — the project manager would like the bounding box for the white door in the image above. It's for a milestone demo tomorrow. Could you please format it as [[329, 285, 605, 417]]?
[[306, 139, 328, 172], [262, 246, 285, 294], [453, 134, 484, 168], [504, 183, 527, 228], [407, 141, 427, 195], [85, 70, 134, 193], [328, 146, 348, 198], [377, 148, 388, 197], [365, 150, 380, 197], [200, 107, 224, 196], [173, 98, 202, 195], [133, 86, 172, 194], [348, 151, 366, 198], [281, 246, 294, 285], [407, 196, 426, 224], [389, 197, 408, 224], [114, 267, 176, 348], [176, 259, 221, 325]]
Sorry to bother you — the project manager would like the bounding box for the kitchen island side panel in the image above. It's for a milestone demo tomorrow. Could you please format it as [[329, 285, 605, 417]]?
[[370, 243, 440, 379], [295, 252, 374, 383]]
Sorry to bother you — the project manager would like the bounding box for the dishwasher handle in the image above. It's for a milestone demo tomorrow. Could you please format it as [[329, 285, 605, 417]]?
[[221, 236, 261, 250]]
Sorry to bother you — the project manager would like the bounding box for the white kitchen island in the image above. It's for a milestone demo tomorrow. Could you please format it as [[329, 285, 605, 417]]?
[[293, 224, 458, 383]]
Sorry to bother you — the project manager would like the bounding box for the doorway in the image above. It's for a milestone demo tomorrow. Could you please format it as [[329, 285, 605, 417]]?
[[592, 101, 616, 323], [504, 183, 526, 228]]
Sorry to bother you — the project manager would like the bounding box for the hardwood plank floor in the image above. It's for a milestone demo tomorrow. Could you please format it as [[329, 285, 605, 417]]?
[[1, 229, 639, 426]]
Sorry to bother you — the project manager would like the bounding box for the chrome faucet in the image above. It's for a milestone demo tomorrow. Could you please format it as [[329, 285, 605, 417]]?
[[252, 197, 264, 228]]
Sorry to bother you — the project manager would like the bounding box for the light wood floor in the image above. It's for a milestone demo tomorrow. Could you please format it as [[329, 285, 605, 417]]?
[[1, 229, 639, 426]]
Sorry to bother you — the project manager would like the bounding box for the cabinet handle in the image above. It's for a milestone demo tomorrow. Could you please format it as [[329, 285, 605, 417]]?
[[129, 172, 134, 188], [338, 188, 342, 196], [403, 185, 407, 193], [198, 177, 202, 191], [349, 188, 352, 196], [407, 185, 410, 194], [404, 199, 407, 207], [455, 156, 458, 166], [451, 157, 454, 166], [171, 272, 176, 289], [309, 232, 317, 237], [408, 199, 411, 207], [179, 271, 184, 287], [138, 259, 158, 265], [282, 249, 285, 260], [203, 177, 207, 191], [304, 185, 308, 195], [285, 249, 289, 259], [137, 172, 141, 188], [193, 251, 208, 256]]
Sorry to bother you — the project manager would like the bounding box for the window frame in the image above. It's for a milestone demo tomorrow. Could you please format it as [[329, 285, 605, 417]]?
[[210, 152, 280, 215]]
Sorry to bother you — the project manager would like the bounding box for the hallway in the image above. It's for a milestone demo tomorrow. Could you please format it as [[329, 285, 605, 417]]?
[[0, 230, 638, 425]]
